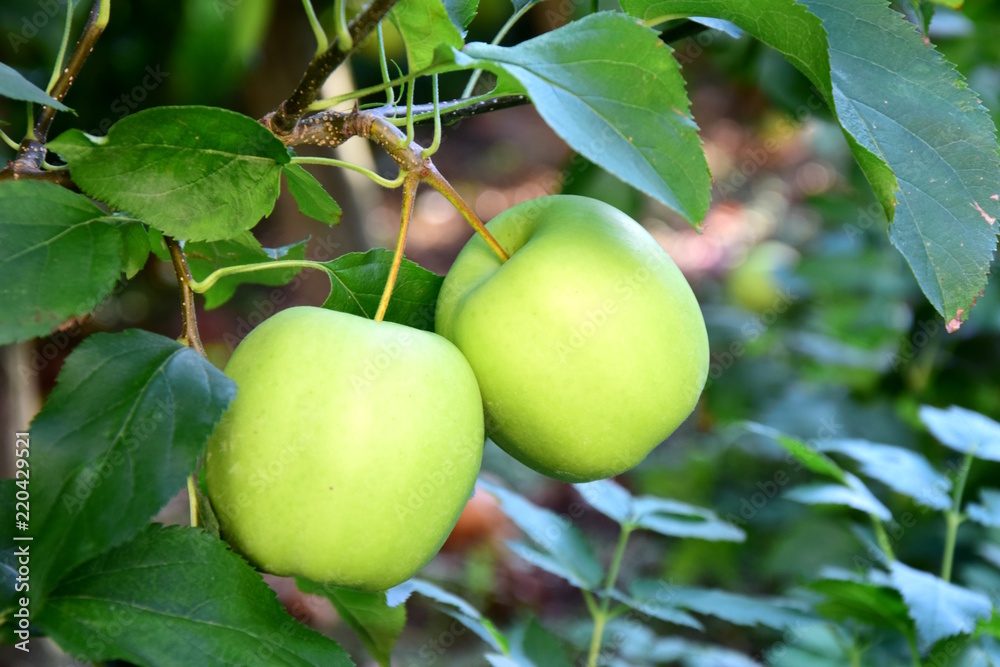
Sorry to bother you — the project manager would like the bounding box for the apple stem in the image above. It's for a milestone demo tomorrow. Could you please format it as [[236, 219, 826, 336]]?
[[375, 172, 420, 322], [423, 166, 510, 263], [187, 476, 200, 528]]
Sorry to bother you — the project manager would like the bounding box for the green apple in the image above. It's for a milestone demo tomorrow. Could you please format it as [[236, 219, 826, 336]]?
[[435, 195, 709, 482], [726, 241, 799, 314], [205, 306, 484, 591]]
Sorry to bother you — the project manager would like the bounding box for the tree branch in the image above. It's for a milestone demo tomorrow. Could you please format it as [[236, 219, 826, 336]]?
[[36, 0, 110, 142], [269, 0, 402, 134], [383, 94, 530, 126], [166, 238, 207, 357], [2, 0, 108, 183]]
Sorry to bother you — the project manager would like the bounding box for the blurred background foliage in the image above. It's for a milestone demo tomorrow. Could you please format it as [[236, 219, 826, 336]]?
[[1, 0, 999, 664]]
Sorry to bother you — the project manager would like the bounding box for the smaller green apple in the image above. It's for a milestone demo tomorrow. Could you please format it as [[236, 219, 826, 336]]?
[[206, 306, 484, 591], [727, 241, 799, 314], [435, 195, 709, 482]]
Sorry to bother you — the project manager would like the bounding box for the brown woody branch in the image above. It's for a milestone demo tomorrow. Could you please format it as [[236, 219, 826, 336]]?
[[166, 237, 207, 356], [269, 0, 402, 135], [1, 0, 108, 180]]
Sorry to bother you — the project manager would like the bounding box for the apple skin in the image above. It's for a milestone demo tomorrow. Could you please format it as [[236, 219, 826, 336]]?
[[435, 195, 709, 482], [205, 306, 484, 591]]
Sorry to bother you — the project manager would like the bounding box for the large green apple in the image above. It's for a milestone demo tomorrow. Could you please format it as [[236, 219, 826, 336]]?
[[435, 195, 709, 482], [205, 306, 484, 591]]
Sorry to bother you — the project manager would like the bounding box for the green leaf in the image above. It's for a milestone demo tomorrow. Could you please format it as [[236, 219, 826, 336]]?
[[148, 227, 171, 261], [0, 180, 124, 345], [444, 0, 478, 33], [0, 61, 70, 110], [889, 561, 993, 651], [298, 580, 405, 667], [388, 579, 508, 653], [520, 618, 574, 667], [602, 620, 761, 667], [631, 496, 746, 541], [744, 423, 846, 482], [480, 480, 603, 590], [817, 439, 952, 511], [967, 489, 1000, 528], [283, 164, 343, 226], [505, 542, 600, 591], [980, 612, 1000, 639], [785, 474, 892, 521], [574, 480, 745, 541], [185, 232, 309, 309], [118, 219, 151, 279], [457, 12, 711, 225], [628, 580, 805, 631], [391, 0, 464, 71], [37, 525, 353, 667], [627, 0, 1000, 325], [320, 248, 443, 331], [919, 405, 1000, 462], [3, 330, 235, 611], [808, 579, 914, 635], [48, 106, 290, 242], [608, 587, 704, 630]]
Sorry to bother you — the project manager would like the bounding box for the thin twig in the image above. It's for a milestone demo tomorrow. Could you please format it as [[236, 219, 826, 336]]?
[[270, 0, 402, 134], [37, 0, 110, 141], [270, 106, 510, 262], [375, 172, 419, 321], [2, 0, 109, 183], [166, 237, 207, 357], [404, 94, 529, 127]]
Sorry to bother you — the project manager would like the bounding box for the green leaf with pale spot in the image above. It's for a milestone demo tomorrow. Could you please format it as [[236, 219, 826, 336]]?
[[622, 0, 1000, 327], [49, 106, 290, 242], [456, 12, 711, 225]]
